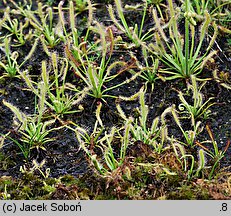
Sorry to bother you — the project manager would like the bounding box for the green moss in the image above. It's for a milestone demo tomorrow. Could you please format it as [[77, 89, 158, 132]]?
[[167, 184, 210, 199]]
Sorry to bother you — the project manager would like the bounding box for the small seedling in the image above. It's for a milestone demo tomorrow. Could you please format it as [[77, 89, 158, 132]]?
[[0, 37, 38, 79]]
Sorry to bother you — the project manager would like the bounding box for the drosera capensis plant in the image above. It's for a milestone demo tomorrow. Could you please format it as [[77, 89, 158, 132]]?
[[65, 101, 131, 175], [161, 76, 213, 147], [25, 2, 62, 48], [74, 116, 131, 175], [179, 0, 231, 39], [8, 0, 33, 13], [171, 142, 207, 179], [189, 0, 213, 18], [150, 0, 218, 80], [134, 136, 206, 181], [0, 6, 8, 28], [177, 75, 216, 126], [20, 159, 51, 179], [0, 37, 38, 79], [20, 52, 88, 117], [190, 0, 231, 26], [61, 0, 94, 58], [158, 132, 214, 180], [135, 48, 160, 91], [55, 0, 94, 48], [161, 105, 203, 147], [2, 92, 64, 160], [66, 21, 141, 101], [196, 124, 231, 180], [56, 0, 96, 16], [0, 37, 19, 78], [116, 88, 167, 154], [0, 8, 33, 47], [108, 0, 155, 47]]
